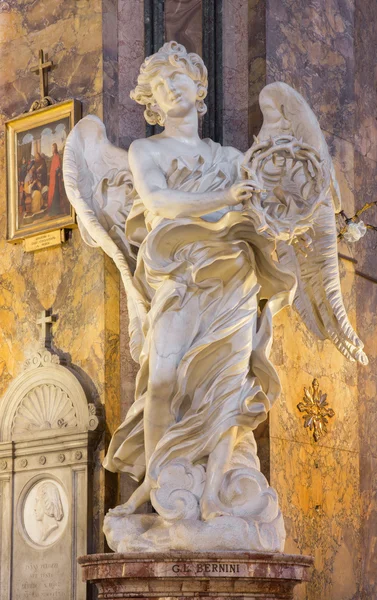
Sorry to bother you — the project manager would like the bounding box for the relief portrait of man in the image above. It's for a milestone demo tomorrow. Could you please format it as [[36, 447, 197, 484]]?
[[34, 481, 64, 543]]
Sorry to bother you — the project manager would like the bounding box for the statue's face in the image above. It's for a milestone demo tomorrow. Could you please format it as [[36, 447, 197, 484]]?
[[150, 65, 198, 119], [34, 494, 44, 522]]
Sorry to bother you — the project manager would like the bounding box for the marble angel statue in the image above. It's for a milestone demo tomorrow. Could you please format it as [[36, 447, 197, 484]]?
[[63, 42, 367, 553]]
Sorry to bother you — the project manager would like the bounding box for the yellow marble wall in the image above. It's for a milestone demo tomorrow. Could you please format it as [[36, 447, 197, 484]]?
[[268, 146, 360, 600], [270, 267, 360, 600], [0, 0, 120, 551]]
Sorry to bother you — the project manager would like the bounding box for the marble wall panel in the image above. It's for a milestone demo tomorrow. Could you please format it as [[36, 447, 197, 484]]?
[[0, 1, 103, 118], [272, 439, 361, 600], [248, 0, 266, 143], [266, 0, 355, 144], [353, 147, 377, 521], [165, 0, 202, 55], [222, 0, 249, 151], [354, 0, 377, 163], [103, 0, 119, 144], [118, 0, 145, 148], [357, 278, 377, 598], [353, 150, 377, 596], [353, 1, 377, 584], [359, 454, 377, 600]]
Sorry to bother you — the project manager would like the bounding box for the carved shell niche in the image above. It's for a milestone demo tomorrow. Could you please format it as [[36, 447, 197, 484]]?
[[11, 384, 78, 436]]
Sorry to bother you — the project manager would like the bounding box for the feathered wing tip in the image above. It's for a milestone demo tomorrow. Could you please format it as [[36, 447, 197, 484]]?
[[256, 83, 367, 365], [276, 200, 368, 365], [63, 115, 147, 362]]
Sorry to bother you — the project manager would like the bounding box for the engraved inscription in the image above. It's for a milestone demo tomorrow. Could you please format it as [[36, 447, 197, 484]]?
[[23, 230, 63, 252], [21, 562, 63, 599], [171, 562, 241, 575]]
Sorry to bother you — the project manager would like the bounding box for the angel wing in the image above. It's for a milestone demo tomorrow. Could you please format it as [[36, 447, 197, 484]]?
[[252, 82, 367, 365], [63, 115, 147, 361]]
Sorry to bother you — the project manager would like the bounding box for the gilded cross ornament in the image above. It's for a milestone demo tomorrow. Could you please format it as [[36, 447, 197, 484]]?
[[297, 379, 335, 442], [30, 49, 55, 111]]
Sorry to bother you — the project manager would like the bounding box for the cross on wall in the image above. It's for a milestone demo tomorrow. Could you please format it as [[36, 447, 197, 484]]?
[[31, 49, 53, 101], [37, 309, 56, 348]]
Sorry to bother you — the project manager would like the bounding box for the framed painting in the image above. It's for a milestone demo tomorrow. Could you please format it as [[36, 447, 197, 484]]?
[[6, 99, 81, 243]]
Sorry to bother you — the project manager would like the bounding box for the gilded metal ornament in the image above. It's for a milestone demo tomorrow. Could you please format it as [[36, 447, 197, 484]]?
[[297, 379, 335, 442]]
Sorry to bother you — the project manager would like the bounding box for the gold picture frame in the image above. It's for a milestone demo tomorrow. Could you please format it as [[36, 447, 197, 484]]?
[[6, 99, 81, 243]]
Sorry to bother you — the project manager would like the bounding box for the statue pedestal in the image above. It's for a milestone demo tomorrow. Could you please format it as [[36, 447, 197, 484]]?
[[79, 551, 313, 600]]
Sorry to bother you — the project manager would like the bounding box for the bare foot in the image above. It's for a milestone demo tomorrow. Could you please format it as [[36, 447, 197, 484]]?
[[107, 479, 152, 518], [200, 495, 232, 520]]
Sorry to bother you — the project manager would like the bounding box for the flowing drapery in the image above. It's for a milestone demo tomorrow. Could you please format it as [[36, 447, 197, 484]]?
[[103, 140, 296, 482]]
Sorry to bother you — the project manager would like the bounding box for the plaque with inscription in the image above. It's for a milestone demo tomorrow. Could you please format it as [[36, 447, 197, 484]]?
[[14, 559, 68, 600], [23, 229, 65, 252]]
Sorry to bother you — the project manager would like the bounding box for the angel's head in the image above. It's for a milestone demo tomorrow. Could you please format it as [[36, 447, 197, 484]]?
[[130, 41, 208, 126]]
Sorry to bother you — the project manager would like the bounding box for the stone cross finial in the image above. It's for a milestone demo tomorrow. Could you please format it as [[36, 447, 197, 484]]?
[[37, 309, 55, 348]]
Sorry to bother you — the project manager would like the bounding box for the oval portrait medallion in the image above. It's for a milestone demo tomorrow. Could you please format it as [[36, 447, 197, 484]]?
[[21, 478, 68, 547]]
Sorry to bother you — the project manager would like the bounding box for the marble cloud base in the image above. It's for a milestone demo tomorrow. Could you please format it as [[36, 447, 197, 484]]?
[[78, 551, 313, 600]]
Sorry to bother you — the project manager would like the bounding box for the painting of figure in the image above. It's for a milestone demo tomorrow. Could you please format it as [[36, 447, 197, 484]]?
[[16, 116, 71, 228], [6, 99, 79, 242]]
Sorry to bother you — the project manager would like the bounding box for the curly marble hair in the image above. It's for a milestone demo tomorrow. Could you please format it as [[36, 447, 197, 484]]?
[[130, 41, 208, 126], [37, 482, 63, 521]]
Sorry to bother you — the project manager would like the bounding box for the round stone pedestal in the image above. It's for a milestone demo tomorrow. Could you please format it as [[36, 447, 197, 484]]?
[[79, 551, 313, 600]]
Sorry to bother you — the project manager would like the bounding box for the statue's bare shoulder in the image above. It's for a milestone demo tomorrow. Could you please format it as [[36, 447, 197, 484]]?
[[128, 137, 162, 177], [129, 137, 155, 160]]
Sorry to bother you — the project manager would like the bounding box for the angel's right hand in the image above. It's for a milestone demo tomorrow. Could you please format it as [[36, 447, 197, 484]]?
[[229, 180, 264, 205]]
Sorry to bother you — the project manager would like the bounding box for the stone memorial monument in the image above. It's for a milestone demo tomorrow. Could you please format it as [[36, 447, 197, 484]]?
[[63, 41, 367, 598], [0, 311, 100, 600]]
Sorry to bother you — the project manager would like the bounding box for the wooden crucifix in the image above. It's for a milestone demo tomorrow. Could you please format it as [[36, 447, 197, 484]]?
[[30, 49, 54, 111], [37, 309, 56, 348]]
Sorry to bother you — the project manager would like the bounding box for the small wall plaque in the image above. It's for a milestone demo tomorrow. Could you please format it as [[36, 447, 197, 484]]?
[[23, 229, 65, 252]]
